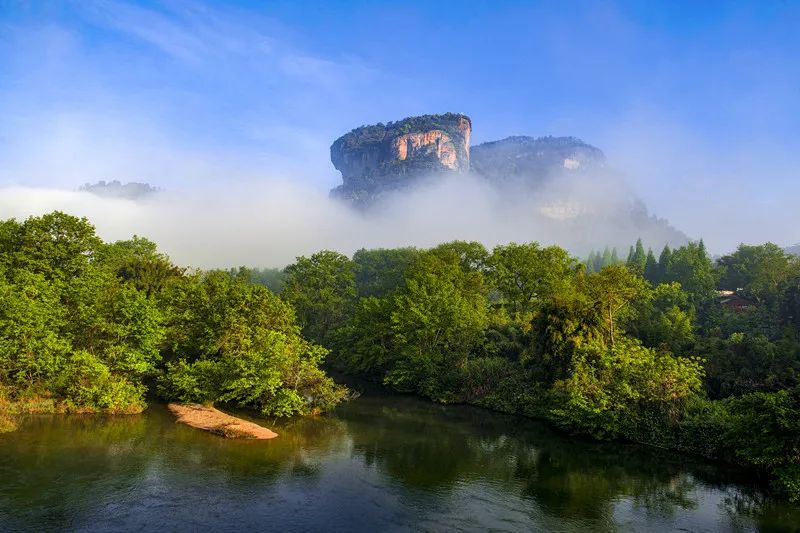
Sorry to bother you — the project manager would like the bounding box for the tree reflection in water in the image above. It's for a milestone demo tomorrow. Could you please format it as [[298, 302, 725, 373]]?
[[1, 394, 798, 532]]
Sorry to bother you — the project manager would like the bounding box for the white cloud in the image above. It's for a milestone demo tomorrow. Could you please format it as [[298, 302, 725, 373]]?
[[0, 171, 690, 269]]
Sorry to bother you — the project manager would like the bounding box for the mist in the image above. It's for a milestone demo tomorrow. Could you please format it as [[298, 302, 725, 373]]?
[[2, 1, 798, 262], [0, 168, 690, 269]]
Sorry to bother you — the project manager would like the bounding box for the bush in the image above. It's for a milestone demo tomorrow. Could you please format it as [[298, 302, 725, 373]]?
[[550, 338, 704, 440], [723, 387, 800, 501], [159, 272, 349, 417], [59, 351, 146, 414]]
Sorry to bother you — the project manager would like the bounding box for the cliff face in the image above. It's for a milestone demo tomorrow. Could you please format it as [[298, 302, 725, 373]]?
[[330, 121, 606, 207], [470, 136, 606, 187], [330, 113, 471, 206]]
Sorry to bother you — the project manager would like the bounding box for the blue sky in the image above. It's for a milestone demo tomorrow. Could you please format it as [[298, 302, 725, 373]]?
[[0, 0, 798, 248]]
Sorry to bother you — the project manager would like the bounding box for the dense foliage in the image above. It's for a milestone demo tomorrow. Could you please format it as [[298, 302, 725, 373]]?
[[283, 238, 800, 501], [0, 213, 347, 432], [3, 210, 799, 501]]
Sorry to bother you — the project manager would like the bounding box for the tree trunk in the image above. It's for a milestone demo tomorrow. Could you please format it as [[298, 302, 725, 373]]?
[[609, 302, 614, 347]]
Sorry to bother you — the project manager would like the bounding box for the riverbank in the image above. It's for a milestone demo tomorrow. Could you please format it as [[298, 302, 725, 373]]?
[[0, 394, 147, 434], [3, 391, 798, 531], [167, 403, 278, 439]]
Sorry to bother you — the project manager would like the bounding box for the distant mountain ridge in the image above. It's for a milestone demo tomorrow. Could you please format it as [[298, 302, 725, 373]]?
[[80, 180, 159, 200]]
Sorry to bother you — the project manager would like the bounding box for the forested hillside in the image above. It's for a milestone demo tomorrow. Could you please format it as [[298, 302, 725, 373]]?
[[282, 239, 800, 501]]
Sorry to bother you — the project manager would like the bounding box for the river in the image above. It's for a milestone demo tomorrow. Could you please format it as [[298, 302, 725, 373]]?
[[1, 389, 798, 532]]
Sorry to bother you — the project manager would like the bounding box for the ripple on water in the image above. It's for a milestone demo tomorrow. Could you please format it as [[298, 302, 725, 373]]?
[[1, 397, 799, 532]]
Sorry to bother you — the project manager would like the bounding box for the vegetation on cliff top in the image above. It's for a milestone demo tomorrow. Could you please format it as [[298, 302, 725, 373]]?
[[332, 112, 471, 153]]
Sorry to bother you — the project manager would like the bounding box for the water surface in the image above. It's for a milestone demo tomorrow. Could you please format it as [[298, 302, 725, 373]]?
[[1, 390, 798, 532]]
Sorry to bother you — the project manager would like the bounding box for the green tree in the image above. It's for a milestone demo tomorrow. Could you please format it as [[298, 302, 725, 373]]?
[[586, 251, 598, 273], [781, 277, 800, 333], [487, 242, 577, 316], [632, 282, 695, 354], [587, 265, 647, 346], [429, 240, 488, 272], [0, 214, 164, 414], [352, 247, 418, 298], [663, 241, 716, 307], [718, 243, 799, 305], [658, 245, 673, 284], [97, 236, 184, 297], [601, 247, 613, 269], [331, 296, 395, 376], [283, 251, 357, 345], [644, 249, 659, 284], [723, 387, 800, 501], [386, 249, 489, 400], [530, 281, 602, 383], [551, 338, 704, 439], [0, 212, 102, 283], [626, 238, 647, 276], [0, 270, 70, 393], [159, 271, 348, 416]]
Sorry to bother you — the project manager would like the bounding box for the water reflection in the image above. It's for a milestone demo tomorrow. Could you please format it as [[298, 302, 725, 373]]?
[[0, 392, 798, 532]]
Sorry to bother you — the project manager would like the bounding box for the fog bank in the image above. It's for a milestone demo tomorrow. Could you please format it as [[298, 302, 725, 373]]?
[[0, 172, 688, 268]]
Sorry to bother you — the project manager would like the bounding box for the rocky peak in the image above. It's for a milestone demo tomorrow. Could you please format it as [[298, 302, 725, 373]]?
[[330, 113, 471, 207], [470, 135, 606, 187]]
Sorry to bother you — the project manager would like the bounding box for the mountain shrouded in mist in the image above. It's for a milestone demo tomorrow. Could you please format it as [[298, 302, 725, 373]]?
[[329, 113, 689, 250], [80, 181, 160, 200], [471, 135, 607, 187]]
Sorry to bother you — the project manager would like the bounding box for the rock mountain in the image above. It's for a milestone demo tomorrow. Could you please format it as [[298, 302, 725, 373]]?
[[330, 113, 471, 207], [330, 113, 607, 204], [329, 112, 689, 249], [471, 135, 606, 187]]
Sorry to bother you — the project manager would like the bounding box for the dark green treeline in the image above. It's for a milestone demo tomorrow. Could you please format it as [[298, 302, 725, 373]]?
[[282, 239, 800, 501], [1, 211, 799, 502]]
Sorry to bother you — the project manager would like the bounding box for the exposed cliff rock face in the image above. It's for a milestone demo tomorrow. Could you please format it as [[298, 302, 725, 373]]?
[[470, 136, 606, 188], [330, 113, 471, 207]]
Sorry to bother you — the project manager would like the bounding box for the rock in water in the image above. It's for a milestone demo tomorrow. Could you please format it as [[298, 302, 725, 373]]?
[[168, 403, 278, 439], [330, 113, 471, 207]]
